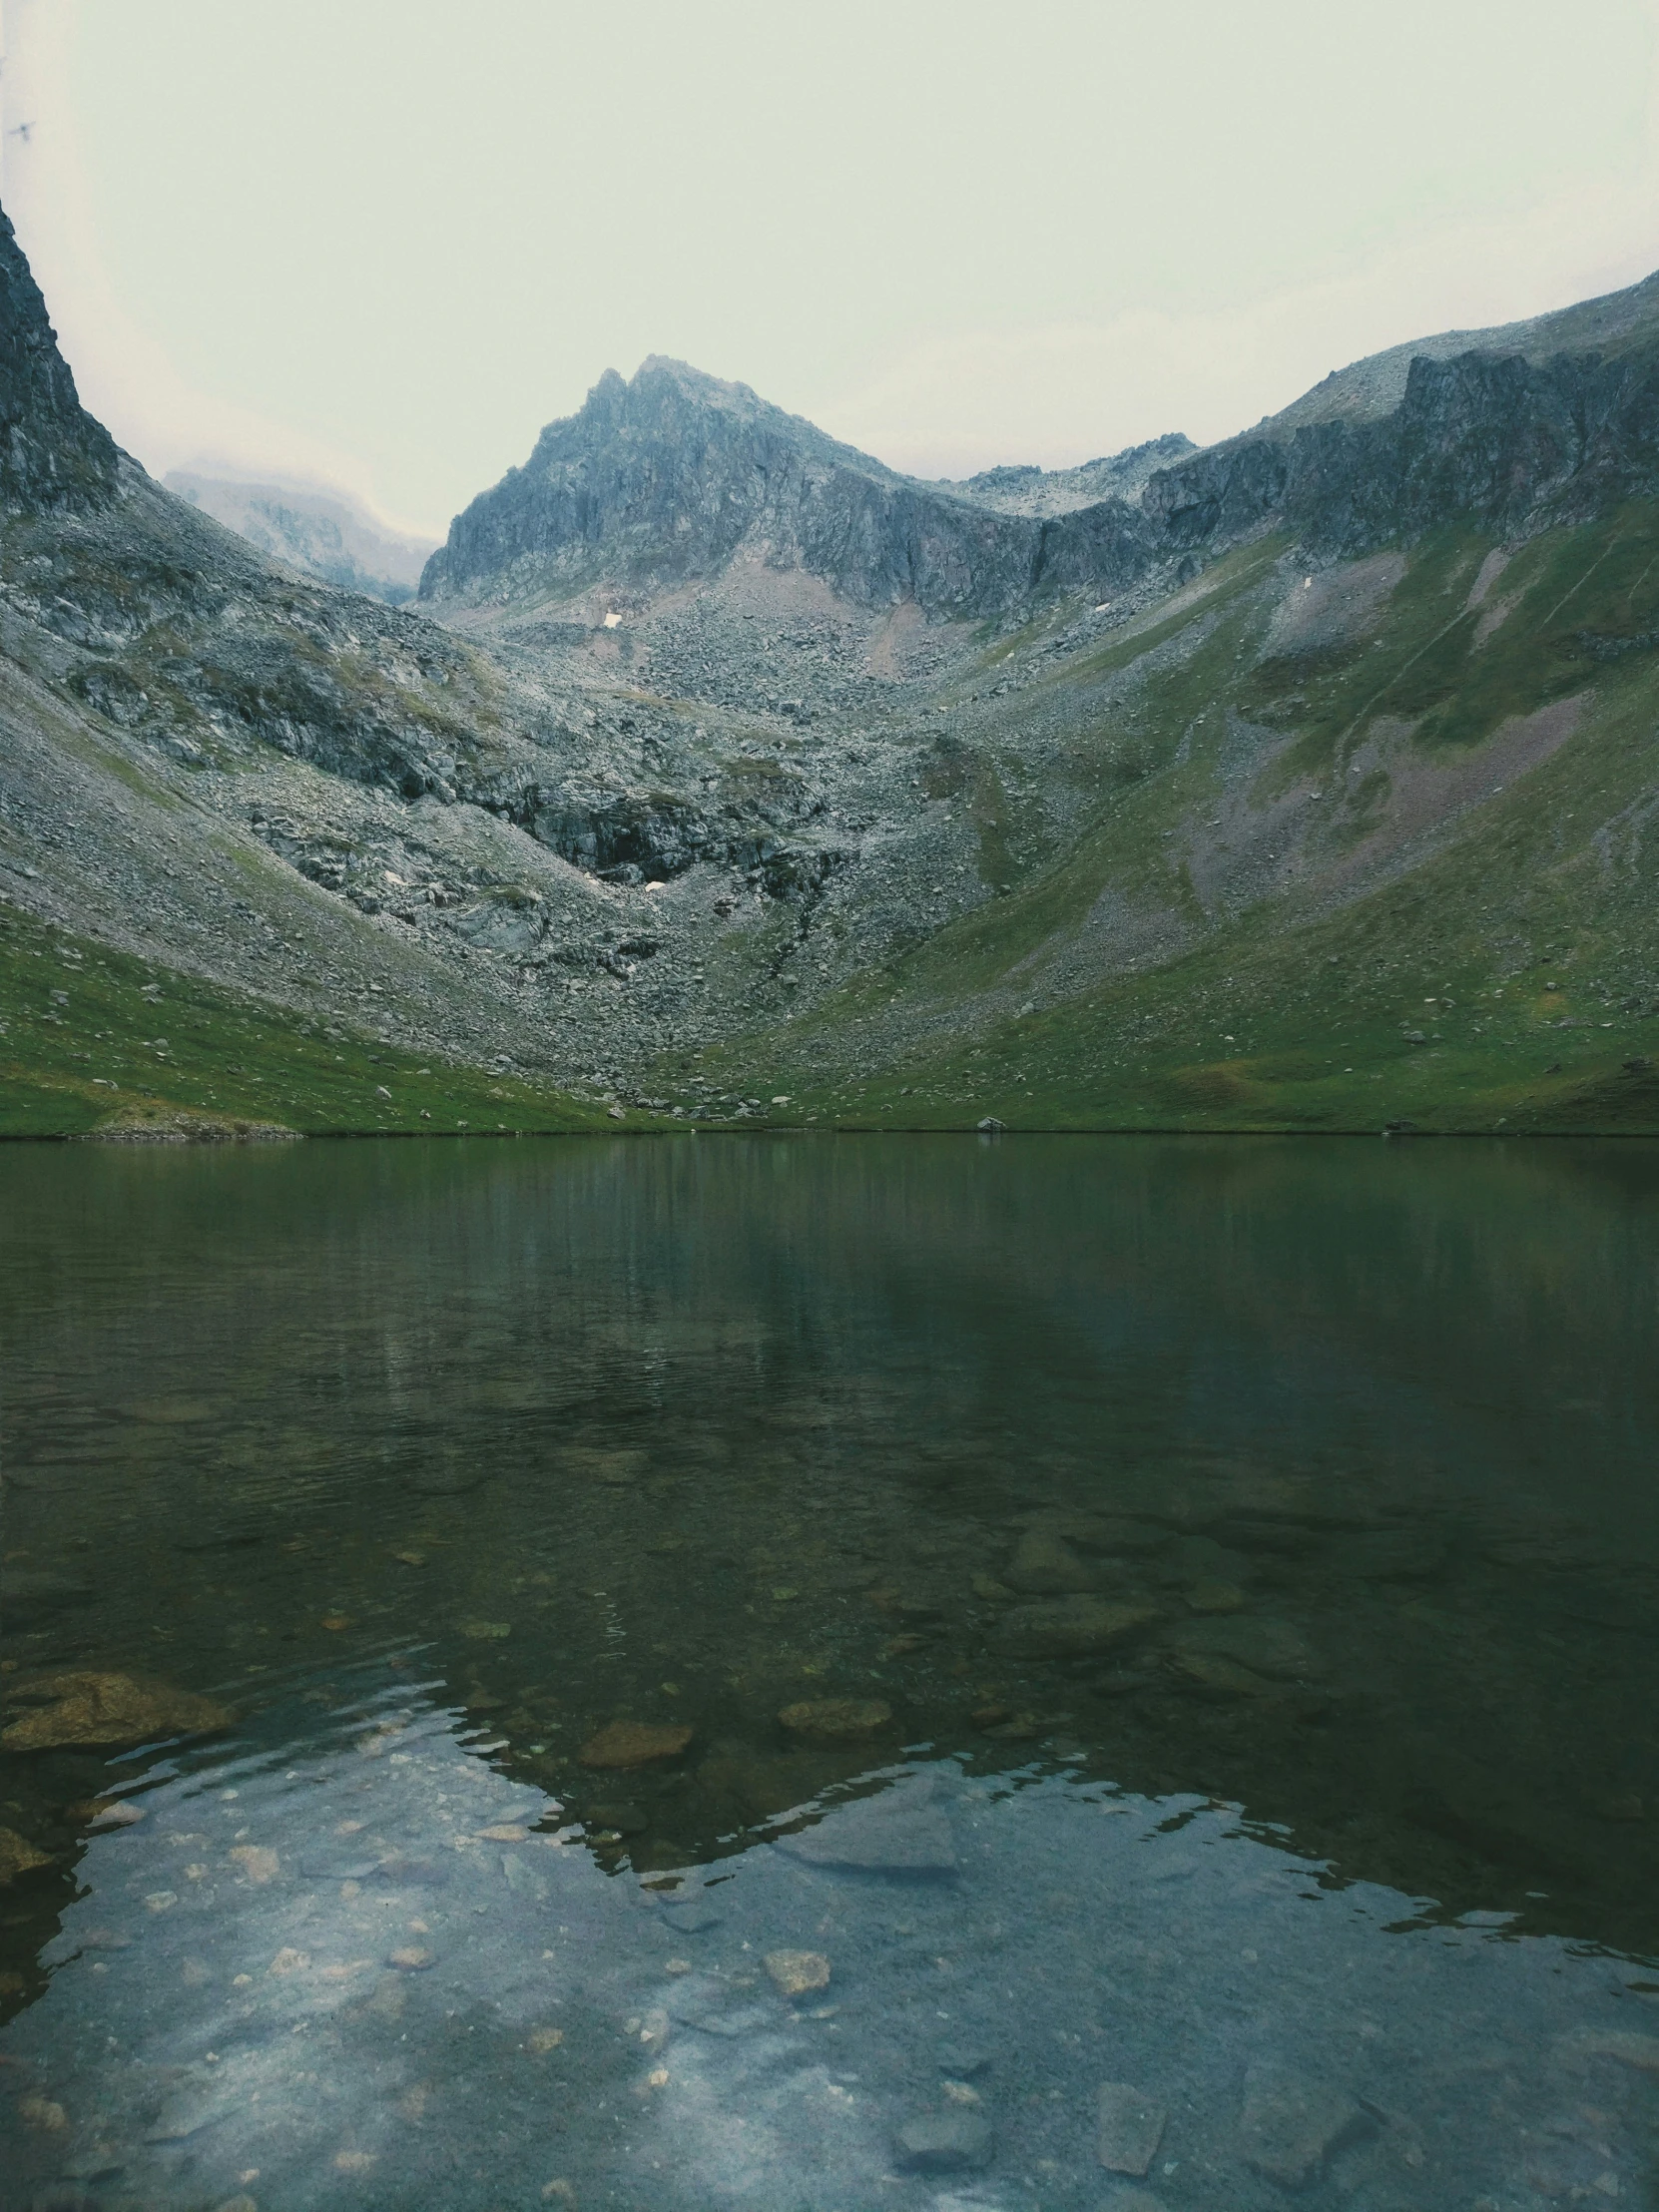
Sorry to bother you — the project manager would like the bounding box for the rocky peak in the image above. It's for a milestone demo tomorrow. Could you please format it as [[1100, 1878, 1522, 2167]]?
[[420, 353, 930, 611], [421, 267, 1659, 628], [0, 203, 120, 512]]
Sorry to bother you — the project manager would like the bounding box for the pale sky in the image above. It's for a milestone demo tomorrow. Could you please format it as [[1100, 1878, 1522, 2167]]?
[[5, 0, 1659, 540]]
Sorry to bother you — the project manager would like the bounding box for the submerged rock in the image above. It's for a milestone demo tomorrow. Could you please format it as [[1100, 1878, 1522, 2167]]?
[[0, 1827, 52, 1884], [1098, 2082, 1168, 2175], [583, 1801, 648, 1835], [778, 1777, 956, 1874], [892, 2111, 994, 2171], [1004, 1527, 1099, 1594], [994, 1596, 1159, 1657], [1237, 2065, 1370, 2187], [578, 1719, 695, 1769], [1170, 1615, 1321, 1681], [764, 1948, 830, 1996], [777, 1697, 892, 1740], [1167, 1651, 1276, 1700], [1, 1671, 233, 1752]]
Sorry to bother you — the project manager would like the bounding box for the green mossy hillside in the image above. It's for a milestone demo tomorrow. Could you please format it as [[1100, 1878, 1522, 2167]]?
[[0, 903, 615, 1139], [700, 509, 1659, 1132]]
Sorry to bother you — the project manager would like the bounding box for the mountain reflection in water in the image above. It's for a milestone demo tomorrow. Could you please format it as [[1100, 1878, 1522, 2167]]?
[[1, 1135, 1656, 2209]]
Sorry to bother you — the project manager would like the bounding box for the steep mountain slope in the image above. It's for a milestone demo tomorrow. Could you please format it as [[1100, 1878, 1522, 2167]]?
[[164, 472, 436, 603], [0, 208, 118, 511], [1143, 270, 1659, 566], [718, 517, 1659, 1134], [1, 196, 1656, 1137], [418, 356, 1170, 619], [424, 269, 1659, 633]]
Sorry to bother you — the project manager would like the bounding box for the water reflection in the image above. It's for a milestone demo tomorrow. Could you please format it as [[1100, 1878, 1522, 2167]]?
[[2, 1135, 1658, 2205]]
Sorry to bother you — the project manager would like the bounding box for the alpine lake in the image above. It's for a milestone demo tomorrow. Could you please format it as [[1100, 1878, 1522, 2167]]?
[[1, 1133, 1657, 2212]]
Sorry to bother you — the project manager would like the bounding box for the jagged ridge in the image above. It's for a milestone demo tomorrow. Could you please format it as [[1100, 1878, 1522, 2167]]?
[[423, 271, 1659, 621]]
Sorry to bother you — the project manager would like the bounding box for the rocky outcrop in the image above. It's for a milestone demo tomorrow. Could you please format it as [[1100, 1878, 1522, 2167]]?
[[0, 206, 119, 512], [949, 433, 1196, 516], [424, 271, 1659, 624], [419, 356, 1177, 619], [421, 357, 1060, 617], [1143, 339, 1659, 561]]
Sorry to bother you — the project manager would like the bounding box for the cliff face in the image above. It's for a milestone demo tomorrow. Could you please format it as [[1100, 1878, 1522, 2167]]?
[[420, 356, 1067, 616], [0, 208, 119, 512], [425, 273, 1659, 623], [1144, 340, 1659, 559]]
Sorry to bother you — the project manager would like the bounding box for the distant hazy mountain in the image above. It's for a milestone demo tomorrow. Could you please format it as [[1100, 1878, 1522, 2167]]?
[[164, 472, 436, 604], [940, 435, 1198, 516]]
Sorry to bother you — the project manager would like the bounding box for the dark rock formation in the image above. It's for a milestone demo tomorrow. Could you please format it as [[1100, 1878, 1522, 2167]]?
[[424, 270, 1659, 622], [0, 206, 119, 512], [421, 356, 1067, 617], [1144, 338, 1659, 561]]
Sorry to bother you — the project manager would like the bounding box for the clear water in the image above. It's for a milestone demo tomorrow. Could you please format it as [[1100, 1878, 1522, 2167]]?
[[2, 1135, 1657, 2211]]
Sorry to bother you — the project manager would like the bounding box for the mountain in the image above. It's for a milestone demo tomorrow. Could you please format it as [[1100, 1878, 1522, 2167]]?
[[163, 471, 437, 604], [418, 357, 1175, 619], [0, 206, 119, 511], [1, 201, 1656, 1139], [424, 272, 1659, 631], [941, 434, 1198, 516], [1142, 271, 1659, 564]]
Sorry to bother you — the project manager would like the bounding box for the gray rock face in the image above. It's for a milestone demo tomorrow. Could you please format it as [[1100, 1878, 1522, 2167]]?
[[419, 355, 1153, 619], [424, 271, 1659, 626], [945, 434, 1197, 517], [892, 2111, 994, 2172], [1144, 286, 1659, 563], [0, 205, 119, 512]]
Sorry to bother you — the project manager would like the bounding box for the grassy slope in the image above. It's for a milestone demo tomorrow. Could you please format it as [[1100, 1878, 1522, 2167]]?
[[0, 901, 615, 1139], [6, 506, 1658, 1140], [714, 510, 1659, 1132]]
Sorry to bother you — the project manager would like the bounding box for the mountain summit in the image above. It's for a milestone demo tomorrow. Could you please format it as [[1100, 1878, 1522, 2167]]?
[[424, 269, 1659, 627], [418, 356, 1166, 618]]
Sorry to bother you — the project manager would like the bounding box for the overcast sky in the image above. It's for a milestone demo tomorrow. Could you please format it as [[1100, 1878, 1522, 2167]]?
[[5, 0, 1659, 539]]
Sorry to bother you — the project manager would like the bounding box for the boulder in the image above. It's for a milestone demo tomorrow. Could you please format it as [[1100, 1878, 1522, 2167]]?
[[577, 1720, 694, 1769], [2, 1671, 233, 1753], [1237, 2066, 1370, 2187], [893, 2112, 994, 2172], [778, 1698, 892, 1740], [994, 1597, 1159, 1657], [1004, 1527, 1099, 1594], [0, 1827, 52, 1884]]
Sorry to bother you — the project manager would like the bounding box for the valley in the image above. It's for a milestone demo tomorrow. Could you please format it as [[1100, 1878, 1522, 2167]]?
[[2, 211, 1657, 1137]]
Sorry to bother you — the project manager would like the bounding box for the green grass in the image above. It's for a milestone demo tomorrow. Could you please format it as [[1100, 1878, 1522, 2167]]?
[[0, 905, 619, 1139], [696, 507, 1659, 1133], [10, 503, 1659, 1140]]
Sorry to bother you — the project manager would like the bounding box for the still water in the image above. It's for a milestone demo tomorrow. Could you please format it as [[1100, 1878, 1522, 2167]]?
[[1, 1134, 1657, 2211]]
